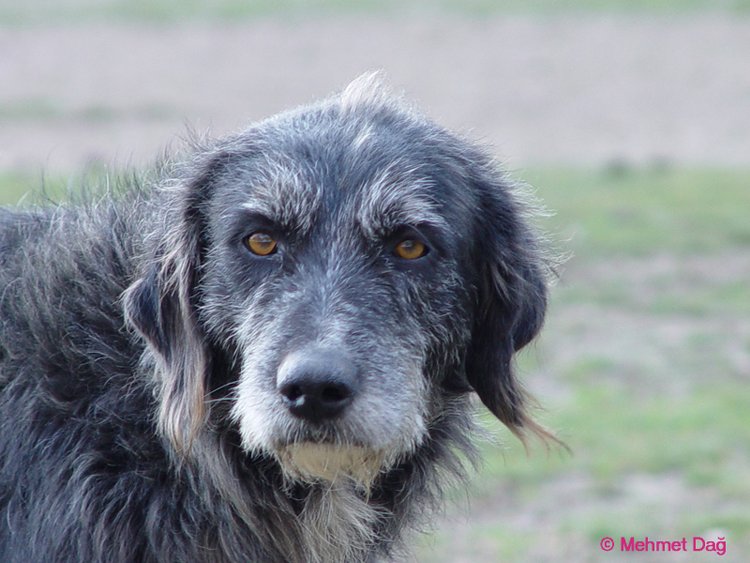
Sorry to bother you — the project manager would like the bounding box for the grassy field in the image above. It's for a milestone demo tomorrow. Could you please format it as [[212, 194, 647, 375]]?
[[1, 0, 749, 24], [2, 165, 748, 560]]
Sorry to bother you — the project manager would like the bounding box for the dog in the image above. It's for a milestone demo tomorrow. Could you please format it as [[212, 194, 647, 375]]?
[[0, 73, 554, 562]]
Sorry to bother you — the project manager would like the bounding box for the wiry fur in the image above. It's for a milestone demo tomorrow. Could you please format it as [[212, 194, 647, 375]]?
[[0, 73, 554, 562]]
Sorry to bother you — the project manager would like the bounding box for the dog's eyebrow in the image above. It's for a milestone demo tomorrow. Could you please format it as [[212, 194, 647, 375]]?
[[239, 168, 322, 234], [356, 169, 449, 238]]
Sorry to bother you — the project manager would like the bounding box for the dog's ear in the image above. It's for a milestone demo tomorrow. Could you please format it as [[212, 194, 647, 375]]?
[[123, 153, 226, 455], [465, 166, 551, 442]]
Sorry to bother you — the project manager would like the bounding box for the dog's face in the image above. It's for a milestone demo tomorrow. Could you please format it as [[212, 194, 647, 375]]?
[[198, 113, 480, 483], [124, 75, 549, 485]]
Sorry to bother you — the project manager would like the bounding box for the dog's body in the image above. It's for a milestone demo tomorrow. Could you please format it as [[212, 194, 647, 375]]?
[[0, 75, 552, 562]]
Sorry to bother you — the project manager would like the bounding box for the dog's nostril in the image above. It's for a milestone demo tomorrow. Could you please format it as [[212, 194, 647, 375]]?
[[320, 384, 350, 404], [281, 383, 304, 403], [278, 377, 357, 423]]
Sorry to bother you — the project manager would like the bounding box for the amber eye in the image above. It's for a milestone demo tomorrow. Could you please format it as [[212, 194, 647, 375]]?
[[394, 238, 427, 260], [245, 232, 278, 256]]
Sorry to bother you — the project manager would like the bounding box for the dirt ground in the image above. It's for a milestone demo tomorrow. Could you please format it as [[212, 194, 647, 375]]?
[[2, 12, 749, 563], [1, 14, 749, 173]]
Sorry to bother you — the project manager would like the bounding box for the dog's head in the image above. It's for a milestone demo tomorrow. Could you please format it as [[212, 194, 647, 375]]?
[[124, 73, 551, 485]]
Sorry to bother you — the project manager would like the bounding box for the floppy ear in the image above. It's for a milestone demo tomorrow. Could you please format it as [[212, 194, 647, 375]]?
[[123, 153, 226, 455], [465, 167, 551, 442]]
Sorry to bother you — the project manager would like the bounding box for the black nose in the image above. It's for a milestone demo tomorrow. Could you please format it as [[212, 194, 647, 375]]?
[[277, 349, 360, 423]]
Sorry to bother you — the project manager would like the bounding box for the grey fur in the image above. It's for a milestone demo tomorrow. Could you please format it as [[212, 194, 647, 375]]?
[[0, 73, 553, 562]]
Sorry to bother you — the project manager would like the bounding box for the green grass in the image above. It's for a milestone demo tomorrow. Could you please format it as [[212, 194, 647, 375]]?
[[478, 385, 750, 485], [0, 171, 73, 206], [523, 166, 750, 257], [521, 166, 750, 330], [1, 0, 749, 25], [0, 171, 45, 205]]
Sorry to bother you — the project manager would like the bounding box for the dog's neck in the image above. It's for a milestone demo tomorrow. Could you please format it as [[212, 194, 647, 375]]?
[[294, 481, 389, 563]]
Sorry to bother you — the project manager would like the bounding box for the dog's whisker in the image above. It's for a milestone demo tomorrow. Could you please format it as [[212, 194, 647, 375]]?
[[204, 380, 238, 398]]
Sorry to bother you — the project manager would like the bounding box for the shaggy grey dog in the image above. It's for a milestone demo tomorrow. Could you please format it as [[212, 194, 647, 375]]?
[[0, 74, 553, 562]]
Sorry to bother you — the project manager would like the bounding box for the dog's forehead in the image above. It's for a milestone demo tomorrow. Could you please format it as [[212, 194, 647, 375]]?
[[235, 110, 456, 237]]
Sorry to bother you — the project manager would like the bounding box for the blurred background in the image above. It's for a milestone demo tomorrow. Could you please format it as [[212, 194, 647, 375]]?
[[1, 1, 748, 561]]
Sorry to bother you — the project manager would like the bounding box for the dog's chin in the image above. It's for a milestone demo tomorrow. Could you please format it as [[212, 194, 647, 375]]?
[[275, 443, 388, 488]]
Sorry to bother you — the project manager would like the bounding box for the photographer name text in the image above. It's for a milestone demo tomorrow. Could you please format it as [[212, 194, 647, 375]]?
[[599, 535, 726, 556]]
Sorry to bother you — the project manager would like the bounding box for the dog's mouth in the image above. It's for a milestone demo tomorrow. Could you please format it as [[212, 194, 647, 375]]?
[[275, 442, 387, 487]]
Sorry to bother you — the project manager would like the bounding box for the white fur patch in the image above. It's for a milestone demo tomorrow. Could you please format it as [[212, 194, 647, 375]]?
[[352, 123, 374, 151], [278, 443, 386, 487], [339, 70, 390, 114]]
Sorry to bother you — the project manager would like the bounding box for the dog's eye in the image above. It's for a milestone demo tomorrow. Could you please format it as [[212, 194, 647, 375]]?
[[245, 232, 278, 256], [394, 239, 428, 260]]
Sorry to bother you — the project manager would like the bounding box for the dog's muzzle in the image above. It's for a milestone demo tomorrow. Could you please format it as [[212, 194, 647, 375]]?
[[277, 348, 360, 424], [274, 348, 386, 484]]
